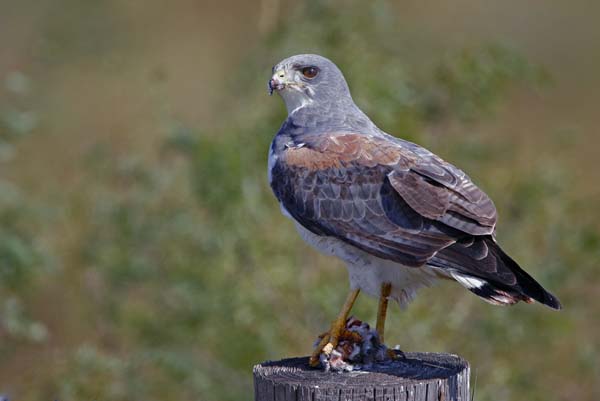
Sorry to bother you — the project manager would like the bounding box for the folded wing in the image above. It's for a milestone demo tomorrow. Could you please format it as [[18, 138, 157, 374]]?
[[270, 131, 560, 309]]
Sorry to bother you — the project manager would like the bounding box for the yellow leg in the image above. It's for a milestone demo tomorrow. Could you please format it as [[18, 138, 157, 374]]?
[[376, 283, 392, 343], [309, 288, 360, 367]]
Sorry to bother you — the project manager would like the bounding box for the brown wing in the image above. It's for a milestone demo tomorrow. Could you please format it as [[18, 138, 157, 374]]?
[[388, 151, 497, 235], [270, 131, 562, 309], [270, 132, 496, 266]]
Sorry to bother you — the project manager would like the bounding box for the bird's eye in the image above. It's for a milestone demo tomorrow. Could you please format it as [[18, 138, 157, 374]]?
[[301, 66, 319, 79]]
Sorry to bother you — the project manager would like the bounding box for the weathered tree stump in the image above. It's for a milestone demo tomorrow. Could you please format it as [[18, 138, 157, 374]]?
[[254, 352, 469, 401]]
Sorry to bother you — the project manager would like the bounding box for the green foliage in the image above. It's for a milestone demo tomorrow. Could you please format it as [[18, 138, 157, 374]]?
[[0, 184, 40, 290], [0, 69, 50, 344], [430, 44, 550, 121], [0, 189, 48, 342]]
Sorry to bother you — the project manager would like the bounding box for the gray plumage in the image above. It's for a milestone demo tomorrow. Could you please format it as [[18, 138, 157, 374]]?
[[268, 54, 561, 310]]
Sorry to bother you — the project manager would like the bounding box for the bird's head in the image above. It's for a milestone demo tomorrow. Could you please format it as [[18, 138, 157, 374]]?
[[269, 54, 352, 115]]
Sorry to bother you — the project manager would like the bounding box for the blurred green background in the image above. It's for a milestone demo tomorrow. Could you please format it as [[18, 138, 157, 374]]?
[[1, 1, 599, 400]]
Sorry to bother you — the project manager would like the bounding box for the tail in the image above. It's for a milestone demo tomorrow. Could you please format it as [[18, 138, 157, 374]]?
[[432, 237, 562, 310], [490, 244, 562, 309]]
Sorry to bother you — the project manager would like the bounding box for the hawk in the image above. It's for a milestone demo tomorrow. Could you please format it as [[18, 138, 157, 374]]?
[[267, 54, 561, 367]]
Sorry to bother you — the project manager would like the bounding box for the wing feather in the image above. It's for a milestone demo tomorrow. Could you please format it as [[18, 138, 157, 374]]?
[[269, 130, 561, 309], [271, 132, 498, 266]]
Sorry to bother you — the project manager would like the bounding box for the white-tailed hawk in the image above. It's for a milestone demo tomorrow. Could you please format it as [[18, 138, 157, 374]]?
[[267, 54, 561, 367]]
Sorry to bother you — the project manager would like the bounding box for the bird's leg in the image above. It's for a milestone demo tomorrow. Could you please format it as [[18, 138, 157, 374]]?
[[309, 288, 360, 367], [376, 282, 401, 360], [376, 282, 392, 343]]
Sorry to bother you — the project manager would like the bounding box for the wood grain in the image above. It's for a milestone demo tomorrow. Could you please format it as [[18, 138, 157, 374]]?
[[254, 352, 470, 401]]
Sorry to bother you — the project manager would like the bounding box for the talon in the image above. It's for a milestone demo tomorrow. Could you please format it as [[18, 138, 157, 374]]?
[[323, 342, 334, 354], [309, 356, 320, 367], [309, 333, 330, 367], [387, 348, 405, 360]]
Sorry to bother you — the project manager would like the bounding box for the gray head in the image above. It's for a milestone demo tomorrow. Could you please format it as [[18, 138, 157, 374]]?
[[269, 54, 354, 115]]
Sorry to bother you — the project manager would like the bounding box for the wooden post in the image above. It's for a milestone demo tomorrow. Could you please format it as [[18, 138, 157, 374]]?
[[254, 352, 469, 401]]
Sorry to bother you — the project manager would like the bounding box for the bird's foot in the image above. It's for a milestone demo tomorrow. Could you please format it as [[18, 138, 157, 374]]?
[[387, 347, 405, 360], [310, 321, 361, 367], [310, 316, 397, 371]]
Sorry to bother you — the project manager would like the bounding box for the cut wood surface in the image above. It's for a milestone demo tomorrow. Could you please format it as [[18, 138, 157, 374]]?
[[254, 352, 470, 401]]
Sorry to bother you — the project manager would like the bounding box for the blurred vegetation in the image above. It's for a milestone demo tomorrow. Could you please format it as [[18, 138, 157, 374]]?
[[1, 1, 599, 400]]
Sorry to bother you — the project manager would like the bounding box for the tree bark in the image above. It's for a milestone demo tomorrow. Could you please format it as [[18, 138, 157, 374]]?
[[254, 352, 470, 401]]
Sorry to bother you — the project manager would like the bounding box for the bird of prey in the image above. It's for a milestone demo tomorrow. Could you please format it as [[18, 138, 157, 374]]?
[[267, 54, 561, 367]]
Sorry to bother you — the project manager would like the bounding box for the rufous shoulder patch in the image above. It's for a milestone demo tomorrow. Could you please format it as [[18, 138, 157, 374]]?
[[282, 133, 411, 170]]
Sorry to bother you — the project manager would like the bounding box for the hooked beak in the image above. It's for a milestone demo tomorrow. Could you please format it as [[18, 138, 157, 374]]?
[[268, 69, 287, 95]]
